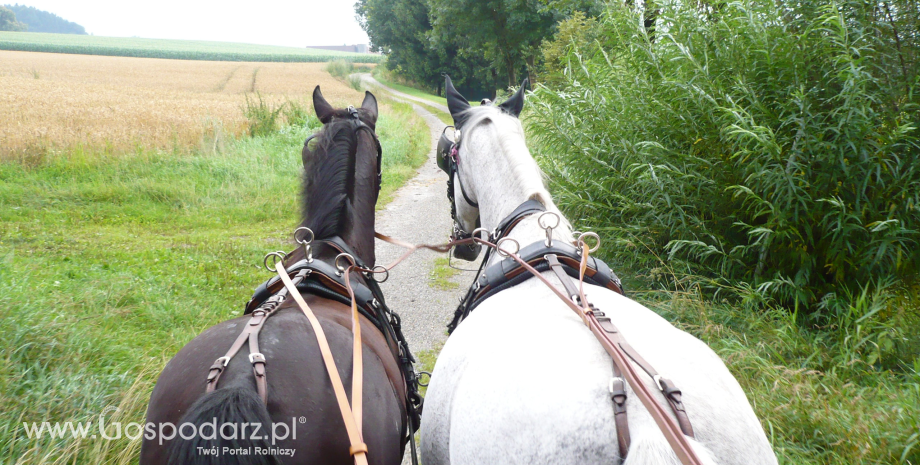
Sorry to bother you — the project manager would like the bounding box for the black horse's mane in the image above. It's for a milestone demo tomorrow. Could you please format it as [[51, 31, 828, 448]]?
[[301, 119, 358, 239]]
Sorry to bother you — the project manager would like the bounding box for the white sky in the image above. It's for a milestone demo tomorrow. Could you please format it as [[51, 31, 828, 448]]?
[[11, 1, 369, 47]]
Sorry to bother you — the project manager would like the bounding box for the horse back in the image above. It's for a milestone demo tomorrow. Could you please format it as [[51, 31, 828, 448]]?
[[141, 294, 406, 465]]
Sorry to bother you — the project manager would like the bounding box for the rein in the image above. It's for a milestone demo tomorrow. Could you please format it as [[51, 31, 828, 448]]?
[[371, 214, 704, 465]]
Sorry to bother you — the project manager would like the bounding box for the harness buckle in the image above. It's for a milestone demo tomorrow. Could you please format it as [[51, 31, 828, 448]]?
[[608, 376, 624, 394], [249, 353, 266, 364], [216, 356, 231, 367], [653, 374, 664, 391]]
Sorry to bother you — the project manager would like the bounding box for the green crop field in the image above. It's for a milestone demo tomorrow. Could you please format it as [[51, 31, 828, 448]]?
[[0, 32, 382, 63]]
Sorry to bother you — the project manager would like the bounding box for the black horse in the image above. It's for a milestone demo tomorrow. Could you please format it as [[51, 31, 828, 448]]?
[[140, 87, 413, 465]]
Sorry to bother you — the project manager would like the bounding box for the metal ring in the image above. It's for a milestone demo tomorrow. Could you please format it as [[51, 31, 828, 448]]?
[[417, 371, 431, 387], [263, 252, 286, 272], [577, 232, 601, 253], [371, 265, 389, 283], [294, 227, 314, 245], [538, 211, 561, 230], [471, 227, 490, 242], [496, 237, 520, 257], [335, 253, 356, 273]]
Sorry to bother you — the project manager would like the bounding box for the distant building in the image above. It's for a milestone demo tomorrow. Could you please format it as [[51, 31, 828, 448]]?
[[306, 44, 370, 54]]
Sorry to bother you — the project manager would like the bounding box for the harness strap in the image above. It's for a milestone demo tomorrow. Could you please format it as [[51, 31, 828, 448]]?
[[505, 241, 701, 465], [274, 261, 369, 465], [206, 285, 292, 402], [492, 199, 546, 240], [373, 231, 700, 464], [610, 359, 631, 462], [547, 254, 631, 462]]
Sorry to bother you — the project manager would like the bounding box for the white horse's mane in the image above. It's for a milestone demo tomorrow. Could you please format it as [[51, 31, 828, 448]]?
[[460, 105, 553, 209]]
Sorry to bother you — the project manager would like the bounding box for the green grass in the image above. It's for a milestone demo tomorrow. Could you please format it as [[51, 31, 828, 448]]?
[[0, 99, 428, 463], [0, 31, 382, 63], [644, 290, 920, 464], [372, 75, 448, 108], [428, 257, 460, 290]]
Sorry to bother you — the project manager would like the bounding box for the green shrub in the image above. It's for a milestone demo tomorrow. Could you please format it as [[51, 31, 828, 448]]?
[[325, 59, 355, 79], [530, 0, 920, 327], [282, 99, 320, 130], [242, 93, 285, 137], [347, 74, 363, 91]]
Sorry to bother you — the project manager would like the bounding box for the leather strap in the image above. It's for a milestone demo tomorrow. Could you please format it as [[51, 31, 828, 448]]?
[[206, 289, 291, 402], [548, 254, 630, 462], [373, 231, 701, 464], [274, 261, 369, 465], [611, 360, 630, 462], [374, 233, 704, 465]]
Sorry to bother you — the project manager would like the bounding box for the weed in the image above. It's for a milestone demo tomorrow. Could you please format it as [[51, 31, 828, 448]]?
[[429, 257, 460, 290], [347, 74, 363, 91], [325, 60, 354, 79], [242, 92, 285, 137]]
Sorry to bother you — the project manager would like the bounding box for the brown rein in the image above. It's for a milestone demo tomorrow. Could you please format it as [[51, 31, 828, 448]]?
[[371, 232, 705, 465], [274, 261, 369, 465], [248, 230, 702, 465]]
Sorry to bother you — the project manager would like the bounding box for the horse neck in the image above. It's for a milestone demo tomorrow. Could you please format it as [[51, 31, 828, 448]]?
[[340, 132, 378, 267], [463, 120, 573, 264]]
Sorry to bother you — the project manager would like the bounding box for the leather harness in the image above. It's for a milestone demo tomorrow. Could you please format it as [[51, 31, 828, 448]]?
[[203, 108, 420, 465], [441, 199, 697, 464], [204, 237, 422, 441]]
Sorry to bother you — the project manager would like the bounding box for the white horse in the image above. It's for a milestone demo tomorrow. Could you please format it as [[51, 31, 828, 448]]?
[[419, 78, 778, 465]]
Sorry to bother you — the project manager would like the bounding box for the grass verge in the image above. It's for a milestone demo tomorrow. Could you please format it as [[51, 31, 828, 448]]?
[[0, 97, 430, 463], [644, 290, 920, 463]]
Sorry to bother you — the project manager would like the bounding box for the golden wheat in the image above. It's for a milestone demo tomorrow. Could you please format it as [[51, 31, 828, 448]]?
[[0, 51, 364, 161]]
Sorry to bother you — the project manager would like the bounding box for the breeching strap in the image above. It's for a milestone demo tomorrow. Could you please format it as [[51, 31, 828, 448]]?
[[274, 261, 369, 465]]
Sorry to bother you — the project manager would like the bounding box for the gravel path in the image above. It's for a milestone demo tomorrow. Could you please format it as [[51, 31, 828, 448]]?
[[366, 75, 471, 355], [361, 74, 449, 114]]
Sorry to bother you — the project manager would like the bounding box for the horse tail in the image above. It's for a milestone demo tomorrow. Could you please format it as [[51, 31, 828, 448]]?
[[621, 433, 719, 465], [167, 386, 280, 465]]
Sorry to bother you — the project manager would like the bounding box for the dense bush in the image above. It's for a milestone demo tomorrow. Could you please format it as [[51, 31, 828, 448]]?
[[530, 0, 920, 329]]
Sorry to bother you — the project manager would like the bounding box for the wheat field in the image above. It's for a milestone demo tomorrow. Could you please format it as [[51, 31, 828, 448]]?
[[0, 51, 364, 162]]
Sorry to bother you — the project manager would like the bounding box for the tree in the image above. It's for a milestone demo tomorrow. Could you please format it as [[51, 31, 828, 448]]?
[[4, 4, 86, 34], [0, 6, 26, 31], [356, 0, 493, 97]]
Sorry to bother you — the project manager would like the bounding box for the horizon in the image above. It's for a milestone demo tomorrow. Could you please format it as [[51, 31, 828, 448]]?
[[5, 1, 370, 48]]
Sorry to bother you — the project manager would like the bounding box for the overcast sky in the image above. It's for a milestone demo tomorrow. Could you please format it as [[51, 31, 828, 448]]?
[[12, 1, 369, 47]]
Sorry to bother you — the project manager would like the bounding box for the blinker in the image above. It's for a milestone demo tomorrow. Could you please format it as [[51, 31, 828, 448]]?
[[436, 126, 457, 174]]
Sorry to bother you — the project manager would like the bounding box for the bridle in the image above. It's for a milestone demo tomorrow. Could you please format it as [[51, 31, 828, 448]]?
[[436, 125, 482, 259]]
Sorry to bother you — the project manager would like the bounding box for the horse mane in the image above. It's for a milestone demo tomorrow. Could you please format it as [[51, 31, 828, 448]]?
[[460, 105, 553, 208], [301, 119, 358, 239]]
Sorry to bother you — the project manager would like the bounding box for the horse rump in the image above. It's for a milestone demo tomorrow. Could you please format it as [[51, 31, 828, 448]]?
[[167, 386, 280, 465]]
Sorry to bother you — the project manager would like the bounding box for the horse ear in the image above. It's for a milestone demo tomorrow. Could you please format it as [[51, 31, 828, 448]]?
[[498, 78, 528, 118], [445, 75, 471, 128], [313, 85, 335, 123], [361, 91, 378, 123]]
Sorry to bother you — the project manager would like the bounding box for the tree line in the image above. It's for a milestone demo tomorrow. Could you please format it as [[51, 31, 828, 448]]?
[[355, 0, 604, 98], [1, 4, 87, 34]]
